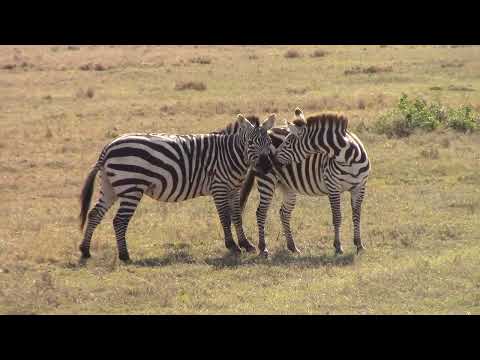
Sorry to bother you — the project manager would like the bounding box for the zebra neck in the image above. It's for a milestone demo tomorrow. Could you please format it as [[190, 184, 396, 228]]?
[[214, 133, 249, 171], [306, 127, 352, 164]]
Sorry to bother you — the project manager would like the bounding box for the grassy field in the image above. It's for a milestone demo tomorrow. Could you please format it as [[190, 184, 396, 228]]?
[[0, 45, 479, 314]]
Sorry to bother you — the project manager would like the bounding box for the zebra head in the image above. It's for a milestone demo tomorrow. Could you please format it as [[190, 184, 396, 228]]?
[[274, 107, 349, 166], [273, 108, 309, 166], [238, 113, 276, 175]]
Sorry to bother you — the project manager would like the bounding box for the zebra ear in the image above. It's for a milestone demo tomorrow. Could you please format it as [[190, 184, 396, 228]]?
[[261, 114, 276, 130], [294, 107, 305, 121], [287, 121, 304, 137], [237, 114, 254, 128], [287, 121, 298, 136]]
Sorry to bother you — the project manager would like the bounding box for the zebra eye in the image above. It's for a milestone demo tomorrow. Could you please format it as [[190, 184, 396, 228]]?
[[248, 140, 253, 145]]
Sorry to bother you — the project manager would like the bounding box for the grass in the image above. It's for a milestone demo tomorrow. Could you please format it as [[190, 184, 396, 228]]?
[[1, 45, 480, 314]]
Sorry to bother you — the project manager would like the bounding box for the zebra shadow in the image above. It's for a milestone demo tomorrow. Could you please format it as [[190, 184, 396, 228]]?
[[204, 249, 356, 269], [133, 250, 196, 267], [269, 249, 356, 268]]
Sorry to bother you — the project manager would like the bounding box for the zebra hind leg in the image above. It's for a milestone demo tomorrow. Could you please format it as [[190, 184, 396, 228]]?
[[328, 191, 344, 255], [212, 189, 241, 255], [113, 191, 144, 262], [351, 186, 366, 254], [80, 190, 115, 259]]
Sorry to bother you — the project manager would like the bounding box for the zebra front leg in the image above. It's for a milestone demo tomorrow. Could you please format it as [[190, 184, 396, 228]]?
[[279, 190, 300, 253], [112, 191, 144, 262], [351, 186, 366, 254], [255, 178, 276, 257], [328, 191, 343, 255], [212, 189, 241, 255], [230, 188, 256, 253]]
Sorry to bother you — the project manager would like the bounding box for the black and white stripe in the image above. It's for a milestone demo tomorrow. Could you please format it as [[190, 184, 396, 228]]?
[[240, 108, 370, 256], [79, 114, 276, 261]]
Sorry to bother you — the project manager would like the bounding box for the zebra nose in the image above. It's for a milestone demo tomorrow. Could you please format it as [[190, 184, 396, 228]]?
[[256, 153, 272, 174], [271, 155, 282, 168]]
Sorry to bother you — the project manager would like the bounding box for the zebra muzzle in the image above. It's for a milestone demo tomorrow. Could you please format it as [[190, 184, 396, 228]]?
[[256, 154, 273, 175]]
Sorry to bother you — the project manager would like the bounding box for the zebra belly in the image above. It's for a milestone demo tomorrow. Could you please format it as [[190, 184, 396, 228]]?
[[145, 169, 213, 202], [105, 155, 210, 203]]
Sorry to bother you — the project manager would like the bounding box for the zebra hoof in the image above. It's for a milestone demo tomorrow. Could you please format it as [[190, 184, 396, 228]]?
[[119, 253, 131, 263], [240, 242, 257, 253], [259, 249, 269, 258], [287, 245, 301, 254], [79, 246, 91, 259], [335, 247, 344, 256], [356, 245, 366, 254], [227, 246, 242, 256]]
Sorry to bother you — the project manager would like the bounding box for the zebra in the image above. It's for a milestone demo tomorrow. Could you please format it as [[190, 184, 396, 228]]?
[[79, 114, 276, 262], [240, 108, 370, 257]]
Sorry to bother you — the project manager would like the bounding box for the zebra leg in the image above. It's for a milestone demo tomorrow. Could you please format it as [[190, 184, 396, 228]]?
[[80, 174, 116, 259], [212, 189, 241, 254], [80, 202, 112, 258], [256, 176, 276, 257], [112, 190, 144, 262], [328, 191, 344, 255], [351, 186, 366, 254], [279, 190, 300, 253], [230, 188, 256, 253]]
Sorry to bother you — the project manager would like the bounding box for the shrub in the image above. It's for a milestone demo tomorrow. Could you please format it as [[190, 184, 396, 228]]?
[[357, 98, 366, 110], [373, 94, 479, 137], [175, 81, 206, 91], [344, 65, 393, 75], [189, 57, 212, 65], [286, 87, 308, 95], [311, 49, 328, 58], [441, 62, 463, 68], [420, 146, 440, 159], [447, 85, 475, 92], [284, 49, 302, 59], [76, 87, 95, 99], [446, 106, 478, 132], [79, 63, 109, 71], [85, 87, 95, 98]]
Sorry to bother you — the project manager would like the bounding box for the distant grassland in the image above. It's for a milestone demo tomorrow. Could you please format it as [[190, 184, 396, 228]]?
[[0, 45, 479, 314]]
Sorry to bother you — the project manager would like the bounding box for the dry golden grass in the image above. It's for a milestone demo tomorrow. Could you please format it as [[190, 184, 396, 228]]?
[[1, 45, 480, 314]]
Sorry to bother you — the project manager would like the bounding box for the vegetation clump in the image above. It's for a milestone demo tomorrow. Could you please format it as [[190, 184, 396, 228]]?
[[374, 94, 479, 137]]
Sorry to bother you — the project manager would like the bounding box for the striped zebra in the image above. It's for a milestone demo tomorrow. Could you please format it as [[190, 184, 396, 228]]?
[[240, 108, 370, 257], [79, 114, 276, 262]]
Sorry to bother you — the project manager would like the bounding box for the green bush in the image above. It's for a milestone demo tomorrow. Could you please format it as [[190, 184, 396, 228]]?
[[446, 105, 478, 132], [374, 94, 478, 137]]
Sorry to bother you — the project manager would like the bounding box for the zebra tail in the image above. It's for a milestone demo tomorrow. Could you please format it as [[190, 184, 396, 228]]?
[[240, 168, 256, 215], [79, 149, 106, 230]]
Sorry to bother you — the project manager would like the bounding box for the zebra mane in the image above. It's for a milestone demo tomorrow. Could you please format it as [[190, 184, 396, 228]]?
[[269, 127, 289, 136], [294, 113, 348, 135], [268, 127, 290, 149], [211, 115, 260, 135]]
